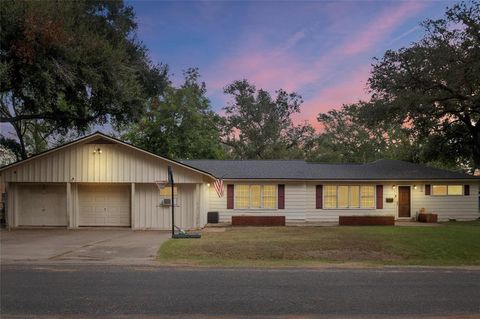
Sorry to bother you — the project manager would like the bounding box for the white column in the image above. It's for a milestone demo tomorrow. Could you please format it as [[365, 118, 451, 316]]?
[[66, 182, 72, 228], [5, 182, 16, 229], [194, 184, 200, 228], [130, 183, 135, 229]]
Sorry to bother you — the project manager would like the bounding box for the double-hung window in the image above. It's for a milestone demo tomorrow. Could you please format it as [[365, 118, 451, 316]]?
[[235, 185, 277, 209], [323, 185, 375, 209]]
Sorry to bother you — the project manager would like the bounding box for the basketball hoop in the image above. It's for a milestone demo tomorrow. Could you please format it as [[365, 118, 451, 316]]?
[[155, 180, 169, 190]]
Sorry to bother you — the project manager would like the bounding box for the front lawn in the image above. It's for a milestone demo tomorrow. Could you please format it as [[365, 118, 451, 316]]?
[[158, 220, 480, 267]]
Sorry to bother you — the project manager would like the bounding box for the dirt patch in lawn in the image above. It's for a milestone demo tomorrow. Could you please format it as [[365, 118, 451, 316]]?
[[303, 249, 399, 261]]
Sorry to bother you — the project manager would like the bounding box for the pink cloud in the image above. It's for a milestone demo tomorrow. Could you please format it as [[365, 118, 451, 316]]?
[[339, 1, 426, 56], [205, 1, 428, 131], [206, 50, 318, 94], [297, 66, 371, 130]]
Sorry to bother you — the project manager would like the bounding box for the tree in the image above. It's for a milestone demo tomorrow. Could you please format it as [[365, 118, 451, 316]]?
[[314, 102, 417, 163], [0, 0, 167, 160], [367, 1, 480, 171], [221, 79, 315, 159], [122, 68, 225, 159]]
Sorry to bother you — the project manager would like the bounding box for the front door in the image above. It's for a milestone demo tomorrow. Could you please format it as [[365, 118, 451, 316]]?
[[398, 186, 411, 218]]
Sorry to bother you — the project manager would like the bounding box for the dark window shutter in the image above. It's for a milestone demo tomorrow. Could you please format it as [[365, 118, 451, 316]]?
[[376, 185, 383, 209], [227, 184, 234, 209], [464, 185, 470, 196], [425, 184, 431, 195], [316, 185, 323, 209], [278, 184, 285, 209]]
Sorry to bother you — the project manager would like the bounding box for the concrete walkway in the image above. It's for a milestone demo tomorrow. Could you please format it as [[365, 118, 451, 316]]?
[[0, 228, 170, 265]]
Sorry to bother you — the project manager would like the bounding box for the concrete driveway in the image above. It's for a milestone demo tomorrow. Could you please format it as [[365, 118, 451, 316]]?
[[0, 229, 170, 265]]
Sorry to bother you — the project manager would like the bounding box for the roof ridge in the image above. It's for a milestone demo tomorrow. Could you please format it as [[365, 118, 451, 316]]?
[[183, 159, 307, 162]]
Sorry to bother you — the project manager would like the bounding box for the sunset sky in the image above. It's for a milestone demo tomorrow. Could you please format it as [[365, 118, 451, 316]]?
[[130, 0, 455, 128]]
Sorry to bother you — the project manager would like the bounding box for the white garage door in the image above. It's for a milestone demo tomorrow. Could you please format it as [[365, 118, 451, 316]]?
[[18, 184, 67, 226], [78, 185, 130, 227]]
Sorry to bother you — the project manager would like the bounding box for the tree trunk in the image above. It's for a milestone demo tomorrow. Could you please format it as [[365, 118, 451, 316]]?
[[12, 122, 27, 160]]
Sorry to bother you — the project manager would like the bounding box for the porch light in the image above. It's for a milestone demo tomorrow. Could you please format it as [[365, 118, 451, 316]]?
[[392, 185, 396, 190], [207, 183, 211, 187], [413, 185, 417, 190], [93, 147, 102, 155]]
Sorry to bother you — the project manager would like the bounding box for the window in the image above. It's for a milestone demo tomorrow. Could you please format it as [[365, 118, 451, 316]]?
[[235, 185, 250, 209], [338, 186, 349, 208], [432, 185, 463, 196], [432, 185, 447, 196], [447, 185, 463, 195], [349, 186, 360, 208], [323, 185, 375, 209], [159, 186, 177, 197], [324, 185, 337, 208], [360, 186, 375, 208], [263, 185, 276, 209], [250, 185, 261, 208], [235, 184, 277, 209]]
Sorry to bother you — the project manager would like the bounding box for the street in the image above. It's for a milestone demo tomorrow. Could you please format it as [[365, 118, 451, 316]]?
[[1, 264, 480, 318]]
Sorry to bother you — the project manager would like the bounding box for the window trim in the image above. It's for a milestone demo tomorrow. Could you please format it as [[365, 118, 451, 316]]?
[[234, 184, 278, 210], [322, 185, 376, 210], [431, 184, 464, 196]]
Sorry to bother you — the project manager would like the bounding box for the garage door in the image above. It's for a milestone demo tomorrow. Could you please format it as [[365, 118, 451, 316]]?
[[78, 185, 130, 227], [18, 184, 67, 226]]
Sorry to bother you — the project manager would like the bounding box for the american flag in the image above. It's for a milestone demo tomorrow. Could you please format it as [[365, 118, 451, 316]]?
[[213, 179, 224, 197]]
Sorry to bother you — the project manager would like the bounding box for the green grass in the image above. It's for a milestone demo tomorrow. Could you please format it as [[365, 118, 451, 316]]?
[[158, 220, 480, 267]]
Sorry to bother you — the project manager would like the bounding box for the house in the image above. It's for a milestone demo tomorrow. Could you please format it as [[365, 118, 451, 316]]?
[[0, 132, 478, 229]]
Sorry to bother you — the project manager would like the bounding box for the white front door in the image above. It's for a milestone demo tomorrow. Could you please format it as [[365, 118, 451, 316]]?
[[78, 184, 130, 226]]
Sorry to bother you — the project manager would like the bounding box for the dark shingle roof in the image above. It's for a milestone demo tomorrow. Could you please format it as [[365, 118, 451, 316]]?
[[182, 159, 478, 180]]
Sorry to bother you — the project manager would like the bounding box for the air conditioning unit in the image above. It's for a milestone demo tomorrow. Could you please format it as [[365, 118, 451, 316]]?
[[161, 198, 176, 206]]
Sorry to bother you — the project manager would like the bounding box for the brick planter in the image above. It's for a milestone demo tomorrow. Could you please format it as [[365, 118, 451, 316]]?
[[339, 216, 395, 226], [232, 216, 286, 226], [417, 213, 438, 223]]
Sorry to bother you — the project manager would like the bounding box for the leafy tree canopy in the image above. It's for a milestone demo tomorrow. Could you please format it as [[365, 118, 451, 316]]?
[[0, 0, 167, 160], [365, 0, 480, 171], [123, 68, 225, 159], [314, 102, 418, 163], [221, 79, 315, 159]]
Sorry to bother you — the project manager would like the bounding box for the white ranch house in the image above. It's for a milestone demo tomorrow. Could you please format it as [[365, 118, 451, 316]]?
[[0, 132, 478, 229]]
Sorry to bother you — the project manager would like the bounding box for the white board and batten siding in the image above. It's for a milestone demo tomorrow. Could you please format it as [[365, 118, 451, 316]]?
[[208, 181, 480, 223], [0, 142, 206, 184], [133, 183, 204, 230], [1, 136, 212, 229]]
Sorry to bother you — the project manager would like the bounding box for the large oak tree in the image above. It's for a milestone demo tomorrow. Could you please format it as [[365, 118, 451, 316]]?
[[221, 80, 315, 159], [0, 0, 167, 160], [367, 1, 480, 170]]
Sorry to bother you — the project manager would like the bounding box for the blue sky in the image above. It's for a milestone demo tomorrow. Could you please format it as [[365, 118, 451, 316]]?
[[129, 0, 455, 128], [0, 0, 457, 141]]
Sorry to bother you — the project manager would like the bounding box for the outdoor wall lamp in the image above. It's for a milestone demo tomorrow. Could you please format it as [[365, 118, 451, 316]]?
[[392, 185, 396, 189], [93, 147, 102, 154], [413, 185, 417, 190]]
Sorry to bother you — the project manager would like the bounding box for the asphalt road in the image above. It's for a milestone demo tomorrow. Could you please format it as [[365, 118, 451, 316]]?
[[1, 264, 480, 318]]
